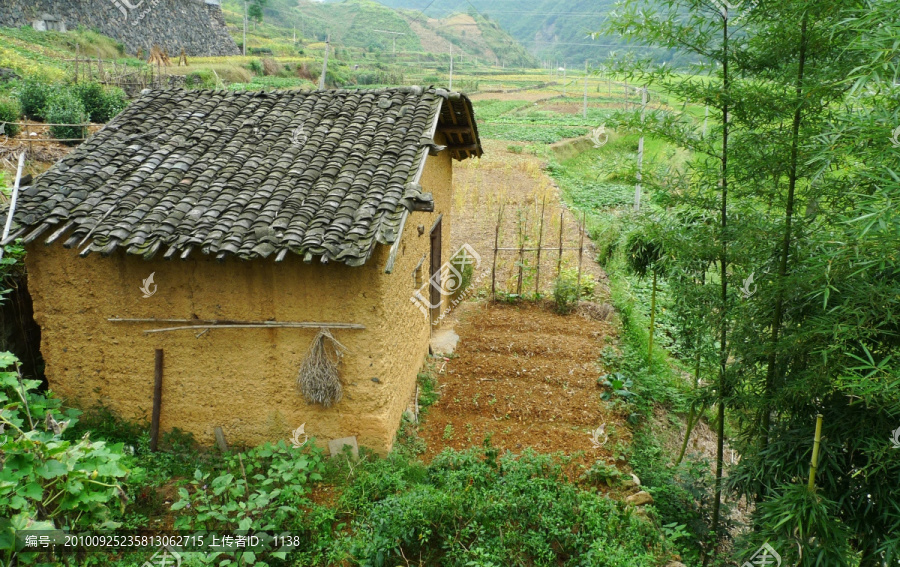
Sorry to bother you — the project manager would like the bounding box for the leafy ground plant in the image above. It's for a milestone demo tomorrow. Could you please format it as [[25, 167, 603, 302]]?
[[0, 352, 128, 565], [170, 440, 334, 566]]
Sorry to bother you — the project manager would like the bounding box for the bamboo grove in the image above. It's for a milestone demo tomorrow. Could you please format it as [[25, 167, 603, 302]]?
[[605, 0, 900, 564]]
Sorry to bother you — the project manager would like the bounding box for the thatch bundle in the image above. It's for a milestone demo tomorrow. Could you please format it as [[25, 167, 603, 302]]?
[[298, 328, 347, 407]]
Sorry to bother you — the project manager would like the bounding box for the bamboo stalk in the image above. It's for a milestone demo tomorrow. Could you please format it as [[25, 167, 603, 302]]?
[[649, 270, 657, 360], [808, 413, 824, 492]]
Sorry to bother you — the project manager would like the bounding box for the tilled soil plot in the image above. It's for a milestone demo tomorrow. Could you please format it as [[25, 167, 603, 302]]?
[[419, 300, 627, 473]]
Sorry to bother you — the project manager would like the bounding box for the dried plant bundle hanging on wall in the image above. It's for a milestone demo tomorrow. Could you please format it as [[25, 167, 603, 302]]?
[[298, 328, 347, 407]]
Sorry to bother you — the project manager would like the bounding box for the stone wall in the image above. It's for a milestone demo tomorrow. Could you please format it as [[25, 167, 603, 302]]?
[[0, 0, 239, 57]]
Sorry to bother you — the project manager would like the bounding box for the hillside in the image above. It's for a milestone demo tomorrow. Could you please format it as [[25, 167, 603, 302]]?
[[222, 0, 537, 67], [372, 0, 675, 66]]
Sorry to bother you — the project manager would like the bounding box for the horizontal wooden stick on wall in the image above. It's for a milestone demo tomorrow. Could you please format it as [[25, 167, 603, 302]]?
[[108, 318, 365, 334]]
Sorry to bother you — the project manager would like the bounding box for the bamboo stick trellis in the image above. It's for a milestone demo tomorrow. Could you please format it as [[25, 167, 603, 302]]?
[[489, 203, 587, 301]]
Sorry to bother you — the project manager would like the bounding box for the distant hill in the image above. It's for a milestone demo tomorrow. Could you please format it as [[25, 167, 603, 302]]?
[[234, 0, 537, 67], [371, 0, 674, 67]]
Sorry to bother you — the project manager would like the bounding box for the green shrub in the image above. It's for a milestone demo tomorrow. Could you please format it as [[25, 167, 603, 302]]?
[[345, 447, 663, 565], [553, 268, 593, 314], [72, 82, 127, 122], [247, 59, 263, 75], [185, 69, 218, 89], [44, 90, 88, 145], [581, 460, 623, 487], [0, 352, 128, 562], [0, 98, 21, 138], [17, 78, 53, 119]]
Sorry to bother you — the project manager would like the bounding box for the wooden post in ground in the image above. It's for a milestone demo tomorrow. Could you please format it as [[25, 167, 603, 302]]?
[[149, 349, 164, 451], [575, 211, 586, 301], [491, 205, 502, 300], [535, 197, 546, 297], [557, 211, 564, 279], [516, 209, 527, 296]]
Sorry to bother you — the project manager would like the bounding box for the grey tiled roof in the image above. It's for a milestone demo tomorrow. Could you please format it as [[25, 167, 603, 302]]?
[[7, 86, 481, 266]]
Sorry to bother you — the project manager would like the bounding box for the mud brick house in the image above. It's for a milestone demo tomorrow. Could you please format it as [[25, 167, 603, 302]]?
[[4, 86, 482, 452]]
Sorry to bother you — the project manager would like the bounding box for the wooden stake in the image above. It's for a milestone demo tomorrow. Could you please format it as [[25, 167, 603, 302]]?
[[575, 211, 586, 301], [557, 211, 564, 278], [516, 209, 527, 296], [149, 349, 163, 452], [491, 205, 502, 300], [808, 414, 824, 492], [535, 196, 546, 296]]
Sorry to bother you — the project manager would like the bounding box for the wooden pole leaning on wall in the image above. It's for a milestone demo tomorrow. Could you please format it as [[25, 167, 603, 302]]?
[[149, 349, 164, 452]]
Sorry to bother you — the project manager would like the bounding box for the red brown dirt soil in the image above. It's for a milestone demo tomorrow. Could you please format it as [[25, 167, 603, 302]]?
[[412, 137, 627, 475], [419, 300, 626, 474]]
